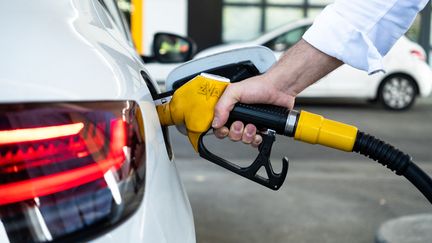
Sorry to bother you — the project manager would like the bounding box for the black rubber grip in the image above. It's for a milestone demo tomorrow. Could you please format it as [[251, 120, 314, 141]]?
[[228, 103, 289, 135]]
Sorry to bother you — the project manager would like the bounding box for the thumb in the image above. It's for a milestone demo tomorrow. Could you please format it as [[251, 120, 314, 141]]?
[[212, 84, 240, 129]]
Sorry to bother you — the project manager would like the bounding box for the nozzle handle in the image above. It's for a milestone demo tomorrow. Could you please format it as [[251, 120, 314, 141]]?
[[229, 103, 297, 136], [198, 128, 288, 190]]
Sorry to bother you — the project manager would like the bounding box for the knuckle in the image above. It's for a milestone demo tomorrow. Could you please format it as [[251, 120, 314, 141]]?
[[214, 130, 224, 139], [252, 135, 262, 147]]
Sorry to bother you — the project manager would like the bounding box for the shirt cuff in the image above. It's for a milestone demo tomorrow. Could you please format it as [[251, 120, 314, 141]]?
[[302, 5, 385, 75]]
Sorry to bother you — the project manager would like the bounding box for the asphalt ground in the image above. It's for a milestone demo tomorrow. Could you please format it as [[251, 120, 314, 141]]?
[[171, 97, 432, 243]]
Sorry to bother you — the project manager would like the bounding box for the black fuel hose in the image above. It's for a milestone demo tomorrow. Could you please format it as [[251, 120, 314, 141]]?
[[353, 131, 432, 204], [157, 74, 432, 199], [227, 105, 432, 202]]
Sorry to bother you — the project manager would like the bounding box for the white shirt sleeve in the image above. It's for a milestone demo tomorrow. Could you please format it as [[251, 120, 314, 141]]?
[[302, 0, 429, 74]]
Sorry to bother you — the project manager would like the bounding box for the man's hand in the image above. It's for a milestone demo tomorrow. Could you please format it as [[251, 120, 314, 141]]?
[[211, 39, 343, 145], [212, 74, 296, 147]]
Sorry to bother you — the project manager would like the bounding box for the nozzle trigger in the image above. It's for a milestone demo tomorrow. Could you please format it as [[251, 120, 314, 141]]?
[[198, 129, 288, 190]]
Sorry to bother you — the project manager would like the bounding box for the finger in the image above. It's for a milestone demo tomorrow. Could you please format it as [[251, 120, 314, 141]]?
[[251, 135, 263, 148], [228, 121, 244, 141], [242, 124, 257, 144], [213, 84, 240, 129], [213, 127, 229, 139]]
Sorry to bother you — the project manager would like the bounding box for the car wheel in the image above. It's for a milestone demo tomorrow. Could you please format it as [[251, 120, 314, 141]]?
[[378, 75, 417, 110]]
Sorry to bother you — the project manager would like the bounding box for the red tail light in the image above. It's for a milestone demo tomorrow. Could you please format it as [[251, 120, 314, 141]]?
[[410, 49, 426, 61], [0, 101, 146, 242], [0, 122, 84, 145]]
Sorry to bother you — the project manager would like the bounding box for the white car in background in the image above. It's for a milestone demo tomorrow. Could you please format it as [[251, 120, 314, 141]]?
[[0, 0, 195, 242], [148, 19, 432, 110], [196, 19, 432, 110]]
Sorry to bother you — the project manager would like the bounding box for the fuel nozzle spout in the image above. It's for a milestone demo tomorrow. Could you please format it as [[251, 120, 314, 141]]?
[[156, 102, 174, 127]]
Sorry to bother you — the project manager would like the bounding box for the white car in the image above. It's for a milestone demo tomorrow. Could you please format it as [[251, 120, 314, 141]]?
[[148, 19, 432, 110], [0, 0, 195, 242], [197, 19, 432, 110]]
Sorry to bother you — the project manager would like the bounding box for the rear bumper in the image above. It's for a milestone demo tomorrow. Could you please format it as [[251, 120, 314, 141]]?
[[413, 62, 432, 97]]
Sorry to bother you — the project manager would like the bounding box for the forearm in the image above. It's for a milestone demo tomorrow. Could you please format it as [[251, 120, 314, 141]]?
[[266, 39, 343, 97]]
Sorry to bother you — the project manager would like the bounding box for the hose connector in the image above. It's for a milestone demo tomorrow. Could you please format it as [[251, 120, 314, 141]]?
[[294, 111, 358, 152]]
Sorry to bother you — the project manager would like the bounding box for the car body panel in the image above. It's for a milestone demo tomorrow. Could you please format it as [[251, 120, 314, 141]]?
[[0, 0, 195, 242], [0, 0, 146, 102]]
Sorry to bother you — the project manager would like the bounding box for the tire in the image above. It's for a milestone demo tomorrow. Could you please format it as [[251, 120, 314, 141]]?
[[378, 75, 418, 110]]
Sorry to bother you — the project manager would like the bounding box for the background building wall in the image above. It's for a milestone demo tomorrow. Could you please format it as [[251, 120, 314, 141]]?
[[188, 0, 222, 51], [132, 0, 430, 62]]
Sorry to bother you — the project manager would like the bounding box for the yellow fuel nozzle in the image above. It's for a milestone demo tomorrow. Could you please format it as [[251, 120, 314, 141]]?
[[157, 74, 359, 153], [156, 74, 229, 151]]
